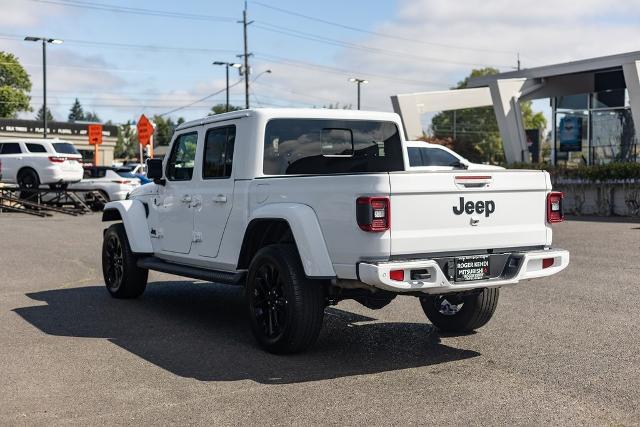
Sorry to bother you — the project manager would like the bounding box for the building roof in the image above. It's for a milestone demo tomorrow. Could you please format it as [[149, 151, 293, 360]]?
[[467, 50, 640, 88]]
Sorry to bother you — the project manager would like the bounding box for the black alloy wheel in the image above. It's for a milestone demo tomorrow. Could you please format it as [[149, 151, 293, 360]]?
[[104, 233, 124, 292], [246, 244, 325, 354], [250, 260, 289, 340], [101, 223, 147, 299]]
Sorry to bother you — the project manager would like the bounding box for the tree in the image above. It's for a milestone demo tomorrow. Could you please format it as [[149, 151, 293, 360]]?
[[36, 105, 54, 122], [431, 68, 547, 164], [152, 115, 184, 146], [68, 98, 85, 122], [114, 121, 138, 159], [84, 111, 101, 122], [320, 102, 353, 110], [209, 104, 242, 115], [0, 52, 32, 118]]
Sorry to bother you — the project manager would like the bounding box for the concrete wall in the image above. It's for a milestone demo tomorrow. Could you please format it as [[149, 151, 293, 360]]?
[[554, 182, 640, 217]]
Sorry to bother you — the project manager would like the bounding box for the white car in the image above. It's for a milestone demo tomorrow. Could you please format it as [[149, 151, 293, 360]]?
[[0, 138, 83, 189], [70, 167, 140, 203], [405, 140, 505, 171], [101, 108, 568, 354]]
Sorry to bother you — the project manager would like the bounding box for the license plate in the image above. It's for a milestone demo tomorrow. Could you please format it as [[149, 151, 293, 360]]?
[[454, 255, 490, 282]]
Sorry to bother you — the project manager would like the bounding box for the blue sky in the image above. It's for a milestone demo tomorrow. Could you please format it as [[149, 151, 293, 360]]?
[[2, 0, 640, 130]]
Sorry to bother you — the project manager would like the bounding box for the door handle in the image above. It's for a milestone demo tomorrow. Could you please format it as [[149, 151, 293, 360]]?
[[181, 194, 192, 203], [213, 194, 227, 203]]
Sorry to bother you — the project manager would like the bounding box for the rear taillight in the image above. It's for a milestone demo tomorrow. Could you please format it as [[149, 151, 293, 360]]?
[[547, 191, 564, 223], [356, 196, 390, 232], [48, 156, 66, 163], [111, 180, 131, 185]]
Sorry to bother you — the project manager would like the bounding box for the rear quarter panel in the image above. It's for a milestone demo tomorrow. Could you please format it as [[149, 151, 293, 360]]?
[[247, 174, 392, 279]]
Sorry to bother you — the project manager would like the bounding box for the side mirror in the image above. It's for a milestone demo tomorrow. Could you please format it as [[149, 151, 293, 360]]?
[[146, 158, 165, 185]]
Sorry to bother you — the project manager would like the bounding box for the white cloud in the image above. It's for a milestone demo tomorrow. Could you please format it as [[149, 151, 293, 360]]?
[[0, 0, 66, 27]]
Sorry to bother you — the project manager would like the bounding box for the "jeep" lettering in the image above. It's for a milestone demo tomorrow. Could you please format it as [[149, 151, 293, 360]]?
[[452, 197, 495, 217]]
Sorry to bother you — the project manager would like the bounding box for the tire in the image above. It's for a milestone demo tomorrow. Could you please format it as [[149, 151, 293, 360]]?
[[102, 223, 148, 299], [246, 244, 326, 354], [90, 191, 110, 211], [18, 168, 40, 189], [419, 288, 499, 333]]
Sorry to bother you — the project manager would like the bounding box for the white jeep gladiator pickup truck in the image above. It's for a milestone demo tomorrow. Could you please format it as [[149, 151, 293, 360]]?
[[101, 108, 569, 354]]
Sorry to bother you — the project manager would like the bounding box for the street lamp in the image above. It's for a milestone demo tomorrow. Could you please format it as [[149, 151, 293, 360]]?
[[213, 61, 242, 112], [25, 36, 63, 138], [252, 69, 272, 83], [348, 77, 368, 110]]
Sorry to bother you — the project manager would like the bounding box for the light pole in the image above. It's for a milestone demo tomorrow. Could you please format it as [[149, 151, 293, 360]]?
[[213, 61, 242, 112], [349, 77, 368, 110], [251, 69, 272, 83], [25, 36, 63, 138]]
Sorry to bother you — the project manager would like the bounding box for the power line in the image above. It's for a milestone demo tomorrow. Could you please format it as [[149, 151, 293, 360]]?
[[251, 1, 518, 56], [253, 53, 444, 87], [254, 22, 514, 69], [0, 32, 238, 56], [158, 79, 244, 116], [27, 0, 236, 22]]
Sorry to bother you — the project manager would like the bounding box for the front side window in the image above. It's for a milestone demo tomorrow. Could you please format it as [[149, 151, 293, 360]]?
[[166, 132, 198, 181], [263, 119, 403, 175], [1, 143, 22, 154], [203, 125, 236, 179], [52, 143, 80, 155], [26, 143, 47, 153], [408, 147, 460, 167]]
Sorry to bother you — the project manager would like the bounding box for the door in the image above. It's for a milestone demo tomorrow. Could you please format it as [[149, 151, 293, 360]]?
[[157, 131, 199, 254], [0, 142, 23, 183], [193, 125, 236, 258]]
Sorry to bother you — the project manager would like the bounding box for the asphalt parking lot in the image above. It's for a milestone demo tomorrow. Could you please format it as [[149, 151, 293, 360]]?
[[1, 214, 639, 425]]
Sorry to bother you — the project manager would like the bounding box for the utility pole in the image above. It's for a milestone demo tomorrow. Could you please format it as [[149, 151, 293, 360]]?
[[213, 61, 241, 112], [517, 52, 521, 71], [452, 110, 457, 141], [42, 39, 47, 138], [348, 78, 368, 110], [25, 37, 63, 138], [238, 1, 253, 109]]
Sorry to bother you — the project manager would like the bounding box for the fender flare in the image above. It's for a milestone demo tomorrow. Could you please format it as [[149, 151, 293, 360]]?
[[249, 203, 336, 278], [102, 200, 153, 253]]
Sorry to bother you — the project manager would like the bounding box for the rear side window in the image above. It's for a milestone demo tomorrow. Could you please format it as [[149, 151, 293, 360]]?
[[166, 132, 198, 181], [408, 147, 460, 167], [1, 143, 22, 154], [263, 119, 404, 175], [26, 143, 47, 153], [202, 125, 235, 179], [52, 143, 80, 155]]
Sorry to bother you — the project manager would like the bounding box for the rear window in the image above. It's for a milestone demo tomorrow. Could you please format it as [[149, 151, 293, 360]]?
[[52, 143, 80, 155], [263, 119, 404, 175], [26, 143, 47, 153], [408, 147, 460, 167], [1, 143, 22, 154]]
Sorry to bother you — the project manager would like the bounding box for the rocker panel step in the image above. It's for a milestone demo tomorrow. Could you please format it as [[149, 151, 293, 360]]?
[[137, 256, 245, 286]]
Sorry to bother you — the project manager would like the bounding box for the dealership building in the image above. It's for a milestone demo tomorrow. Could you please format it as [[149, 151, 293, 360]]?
[[392, 51, 640, 165], [0, 119, 117, 166]]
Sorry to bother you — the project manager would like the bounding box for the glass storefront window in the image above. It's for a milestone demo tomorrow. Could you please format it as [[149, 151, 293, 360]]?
[[556, 94, 588, 110], [592, 89, 626, 109], [591, 110, 637, 164], [555, 111, 589, 165]]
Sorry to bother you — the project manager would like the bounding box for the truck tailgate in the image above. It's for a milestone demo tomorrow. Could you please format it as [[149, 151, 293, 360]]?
[[389, 170, 551, 256]]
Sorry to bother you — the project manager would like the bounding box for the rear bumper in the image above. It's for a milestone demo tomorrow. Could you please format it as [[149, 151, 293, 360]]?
[[40, 166, 83, 184], [357, 248, 569, 294]]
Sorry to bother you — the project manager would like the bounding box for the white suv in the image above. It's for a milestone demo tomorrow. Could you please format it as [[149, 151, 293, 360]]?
[[0, 138, 84, 189]]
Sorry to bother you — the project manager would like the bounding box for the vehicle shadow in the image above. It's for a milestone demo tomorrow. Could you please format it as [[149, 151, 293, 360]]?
[[14, 281, 480, 384]]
